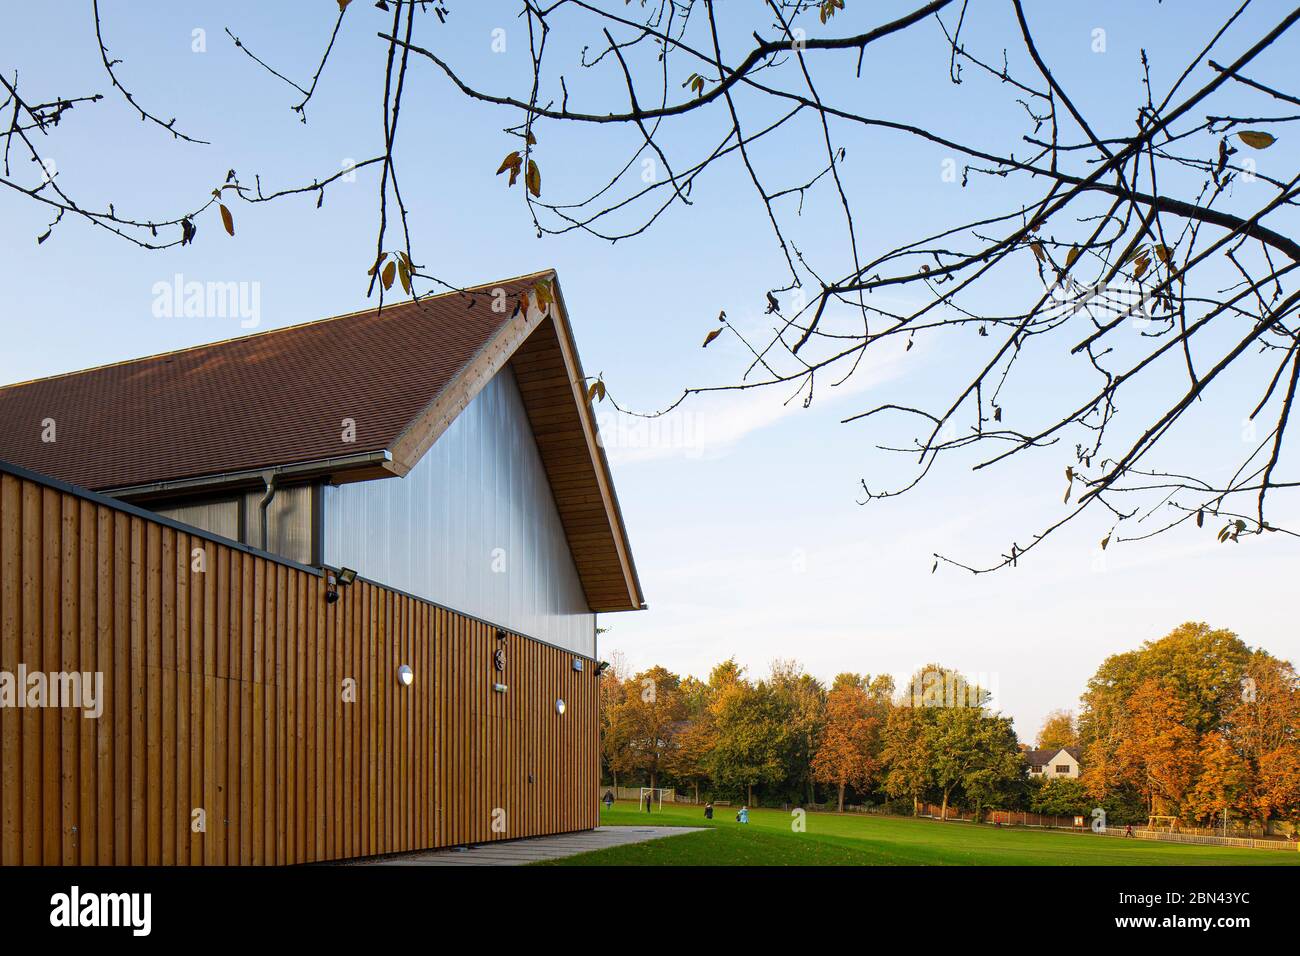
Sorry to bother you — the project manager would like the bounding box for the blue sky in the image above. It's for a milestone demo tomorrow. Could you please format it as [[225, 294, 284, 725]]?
[[3, 1, 1298, 743]]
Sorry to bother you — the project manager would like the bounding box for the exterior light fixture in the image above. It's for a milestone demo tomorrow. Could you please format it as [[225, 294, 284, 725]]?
[[594, 661, 610, 676], [495, 627, 506, 642], [397, 664, 413, 687], [555, 699, 566, 715], [493, 682, 508, 694], [324, 567, 355, 604]]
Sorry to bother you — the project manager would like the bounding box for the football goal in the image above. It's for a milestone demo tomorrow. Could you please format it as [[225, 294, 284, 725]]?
[[638, 787, 670, 811]]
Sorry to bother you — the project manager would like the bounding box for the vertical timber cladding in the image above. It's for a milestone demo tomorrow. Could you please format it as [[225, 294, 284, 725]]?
[[0, 468, 599, 865]]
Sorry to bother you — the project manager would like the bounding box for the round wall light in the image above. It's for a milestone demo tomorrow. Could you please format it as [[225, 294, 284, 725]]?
[[555, 698, 566, 715], [397, 664, 414, 687]]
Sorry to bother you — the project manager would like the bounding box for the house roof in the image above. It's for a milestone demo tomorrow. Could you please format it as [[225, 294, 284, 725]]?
[[0, 270, 644, 612], [1025, 747, 1082, 767]]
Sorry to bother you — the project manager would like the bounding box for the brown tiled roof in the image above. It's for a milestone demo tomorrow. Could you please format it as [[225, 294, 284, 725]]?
[[1026, 747, 1082, 766], [0, 269, 644, 613], [0, 274, 542, 491]]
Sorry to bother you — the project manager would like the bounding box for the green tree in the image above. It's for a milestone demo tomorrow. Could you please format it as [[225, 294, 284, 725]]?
[[882, 700, 933, 815], [707, 665, 785, 806], [927, 705, 1022, 821], [768, 660, 827, 805], [1030, 777, 1091, 816]]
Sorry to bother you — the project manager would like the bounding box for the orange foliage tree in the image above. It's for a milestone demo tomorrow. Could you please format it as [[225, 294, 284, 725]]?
[[1115, 678, 1196, 816], [1036, 709, 1079, 751], [811, 674, 884, 812]]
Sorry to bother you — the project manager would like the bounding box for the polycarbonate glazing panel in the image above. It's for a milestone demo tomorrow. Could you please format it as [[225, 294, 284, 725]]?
[[151, 497, 241, 542], [322, 367, 596, 657], [241, 484, 314, 566]]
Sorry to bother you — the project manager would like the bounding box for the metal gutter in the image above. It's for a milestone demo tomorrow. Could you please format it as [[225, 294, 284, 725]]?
[[101, 450, 395, 500], [0, 456, 325, 578]]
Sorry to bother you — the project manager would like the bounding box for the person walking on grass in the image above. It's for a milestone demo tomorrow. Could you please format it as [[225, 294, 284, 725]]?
[[644, 792, 653, 814], [704, 802, 713, 821], [602, 790, 614, 812], [738, 805, 749, 825]]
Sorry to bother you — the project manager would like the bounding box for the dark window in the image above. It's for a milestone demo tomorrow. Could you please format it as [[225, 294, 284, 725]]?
[[1056, 765, 1070, 773]]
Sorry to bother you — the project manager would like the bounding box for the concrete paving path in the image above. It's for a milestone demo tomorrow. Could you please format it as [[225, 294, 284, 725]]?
[[352, 825, 704, 866]]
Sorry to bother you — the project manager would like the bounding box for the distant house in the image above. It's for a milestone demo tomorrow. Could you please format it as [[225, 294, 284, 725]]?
[[0, 270, 644, 865], [1025, 746, 1082, 779]]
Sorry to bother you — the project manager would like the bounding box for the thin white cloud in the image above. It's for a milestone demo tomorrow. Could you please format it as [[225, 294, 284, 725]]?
[[600, 309, 920, 464]]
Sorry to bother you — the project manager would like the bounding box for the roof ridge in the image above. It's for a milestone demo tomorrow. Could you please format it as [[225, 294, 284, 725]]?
[[0, 268, 557, 391]]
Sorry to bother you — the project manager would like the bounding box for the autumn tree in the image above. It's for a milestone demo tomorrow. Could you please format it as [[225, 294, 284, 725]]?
[[1078, 647, 1140, 797], [664, 675, 715, 802], [598, 652, 630, 790], [1186, 730, 1252, 827], [1080, 622, 1251, 814], [812, 673, 883, 812], [1080, 737, 1125, 808], [1081, 623, 1250, 744], [1133, 624, 1252, 735], [1258, 746, 1300, 827], [1199, 652, 1300, 827], [1075, 621, 1300, 826], [1036, 710, 1079, 751], [610, 665, 686, 791], [1115, 678, 1197, 816]]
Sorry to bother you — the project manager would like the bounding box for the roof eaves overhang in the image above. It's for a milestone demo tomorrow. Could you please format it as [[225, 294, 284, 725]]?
[[103, 449, 397, 503], [387, 280, 551, 475], [387, 271, 644, 614], [546, 277, 645, 613]]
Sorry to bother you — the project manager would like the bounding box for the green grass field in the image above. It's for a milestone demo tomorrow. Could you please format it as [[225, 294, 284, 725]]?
[[539, 801, 1300, 866]]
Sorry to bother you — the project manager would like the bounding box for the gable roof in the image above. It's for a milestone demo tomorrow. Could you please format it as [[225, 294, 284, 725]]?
[[0, 270, 644, 612], [1025, 747, 1082, 767]]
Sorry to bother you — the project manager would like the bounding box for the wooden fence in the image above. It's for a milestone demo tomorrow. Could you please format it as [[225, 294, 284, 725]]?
[[0, 462, 598, 865], [1095, 828, 1298, 851], [985, 809, 1084, 829], [916, 802, 971, 821]]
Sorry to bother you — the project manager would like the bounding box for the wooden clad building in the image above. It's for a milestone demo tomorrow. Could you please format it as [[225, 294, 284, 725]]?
[[0, 271, 643, 865]]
